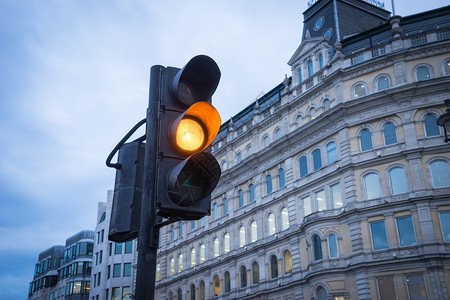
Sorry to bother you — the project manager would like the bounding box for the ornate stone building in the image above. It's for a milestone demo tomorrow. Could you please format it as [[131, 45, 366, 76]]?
[[155, 1, 450, 299]]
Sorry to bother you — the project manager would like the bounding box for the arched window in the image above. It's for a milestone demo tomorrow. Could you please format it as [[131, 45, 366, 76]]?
[[326, 141, 337, 164], [295, 114, 303, 127], [178, 289, 182, 300], [190, 284, 195, 300], [240, 266, 247, 288], [221, 160, 227, 171], [353, 83, 367, 98], [212, 203, 218, 220], [281, 207, 289, 231], [424, 114, 441, 137], [199, 244, 205, 263], [178, 222, 183, 238], [377, 75, 390, 91], [266, 175, 273, 194], [360, 129, 373, 151], [190, 248, 196, 267], [262, 135, 270, 148], [389, 167, 408, 195], [268, 213, 276, 236], [445, 59, 450, 75], [312, 234, 323, 261], [328, 234, 339, 258], [239, 226, 246, 247], [236, 151, 242, 164], [170, 257, 175, 275], [317, 286, 328, 300], [430, 160, 450, 187], [238, 190, 244, 208], [246, 144, 252, 157], [416, 66, 431, 80], [270, 255, 278, 278], [249, 184, 255, 203], [170, 225, 175, 242], [318, 54, 324, 69], [223, 198, 228, 216], [278, 168, 285, 188], [224, 233, 230, 254], [299, 156, 308, 178], [323, 99, 331, 111], [364, 173, 381, 199], [251, 221, 258, 243], [168, 291, 174, 300], [199, 281, 205, 300], [284, 250, 293, 274], [383, 122, 397, 145], [214, 275, 220, 296], [178, 254, 183, 272], [274, 127, 282, 140], [224, 271, 231, 293], [308, 60, 314, 77], [213, 238, 219, 258], [312, 149, 322, 171], [252, 262, 260, 284], [298, 68, 303, 83]]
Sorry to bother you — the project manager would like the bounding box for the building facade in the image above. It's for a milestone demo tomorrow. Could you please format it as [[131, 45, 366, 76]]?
[[28, 230, 94, 300], [155, 1, 450, 300], [89, 190, 137, 300]]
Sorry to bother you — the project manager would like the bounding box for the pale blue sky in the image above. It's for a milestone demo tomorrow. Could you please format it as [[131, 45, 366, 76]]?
[[0, 0, 448, 298]]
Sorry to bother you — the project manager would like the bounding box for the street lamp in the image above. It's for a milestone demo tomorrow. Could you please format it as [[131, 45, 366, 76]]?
[[437, 99, 450, 143]]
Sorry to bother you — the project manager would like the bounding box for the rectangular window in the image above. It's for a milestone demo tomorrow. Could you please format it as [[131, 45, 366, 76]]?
[[377, 277, 397, 300], [302, 196, 311, 216], [370, 220, 389, 250], [93, 274, 96, 287], [109, 243, 112, 256], [95, 252, 99, 265], [123, 287, 131, 298], [97, 231, 101, 244], [97, 272, 101, 286], [107, 265, 111, 279], [101, 229, 104, 243], [115, 243, 122, 255], [396, 216, 417, 246], [112, 287, 120, 300], [125, 241, 133, 254], [406, 274, 428, 300], [113, 264, 121, 278], [99, 250, 103, 264], [439, 211, 450, 241], [331, 183, 342, 209], [123, 263, 131, 277], [315, 190, 326, 211]]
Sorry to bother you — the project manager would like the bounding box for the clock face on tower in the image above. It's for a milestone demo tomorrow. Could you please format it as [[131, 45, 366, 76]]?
[[314, 16, 324, 31]]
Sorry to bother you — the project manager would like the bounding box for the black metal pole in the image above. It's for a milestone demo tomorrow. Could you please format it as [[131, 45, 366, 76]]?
[[135, 65, 162, 299]]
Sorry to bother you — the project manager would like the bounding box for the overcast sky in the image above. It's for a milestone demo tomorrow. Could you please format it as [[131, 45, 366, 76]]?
[[0, 0, 448, 298]]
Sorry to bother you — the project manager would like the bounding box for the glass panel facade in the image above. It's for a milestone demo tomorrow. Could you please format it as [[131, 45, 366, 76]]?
[[389, 167, 408, 195], [430, 160, 450, 187], [370, 220, 389, 250], [396, 216, 417, 246]]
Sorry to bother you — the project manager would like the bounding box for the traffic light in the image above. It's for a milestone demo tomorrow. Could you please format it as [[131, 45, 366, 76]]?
[[151, 55, 222, 220]]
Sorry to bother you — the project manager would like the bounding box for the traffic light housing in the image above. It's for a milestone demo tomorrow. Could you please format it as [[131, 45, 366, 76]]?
[[152, 55, 222, 220]]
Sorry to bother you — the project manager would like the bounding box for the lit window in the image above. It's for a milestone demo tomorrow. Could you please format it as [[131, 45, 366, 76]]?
[[360, 129, 373, 151], [281, 207, 289, 231], [430, 160, 450, 187], [312, 234, 323, 260], [252, 262, 260, 284], [405, 274, 428, 300], [416, 66, 431, 80], [251, 221, 258, 243], [239, 226, 246, 247], [377, 76, 390, 91], [190, 248, 196, 267], [278, 169, 285, 188], [214, 275, 220, 296], [299, 156, 308, 178], [270, 255, 278, 278], [303, 196, 312, 216], [315, 190, 326, 211], [224, 233, 230, 253], [370, 220, 389, 250], [213, 238, 219, 258], [240, 266, 247, 288], [364, 173, 381, 200], [266, 175, 272, 194], [328, 234, 339, 258], [249, 184, 255, 203], [224, 272, 231, 293], [445, 60, 450, 75], [274, 127, 282, 140], [396, 216, 417, 246], [354, 83, 367, 98], [312, 149, 322, 171], [383, 123, 397, 145], [331, 182, 342, 209], [308, 60, 314, 77], [236, 151, 242, 163], [156, 263, 160, 281], [169, 258, 174, 275], [389, 167, 408, 195], [199, 244, 205, 263], [284, 250, 293, 274], [377, 277, 397, 300], [326, 141, 337, 164], [439, 211, 450, 241], [424, 114, 441, 137], [268, 213, 276, 236], [238, 190, 244, 208]]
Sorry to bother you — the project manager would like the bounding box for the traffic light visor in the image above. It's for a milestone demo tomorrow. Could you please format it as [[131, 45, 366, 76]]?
[[171, 102, 221, 154]]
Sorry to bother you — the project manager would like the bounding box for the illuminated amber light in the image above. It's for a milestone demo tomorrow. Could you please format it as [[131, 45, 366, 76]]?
[[176, 118, 205, 152]]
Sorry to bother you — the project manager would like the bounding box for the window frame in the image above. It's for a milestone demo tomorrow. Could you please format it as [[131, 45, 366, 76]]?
[[424, 114, 441, 137], [383, 122, 398, 146], [396, 215, 417, 247], [415, 65, 432, 81], [312, 234, 323, 261], [353, 82, 367, 99], [360, 128, 373, 151], [370, 220, 389, 250], [328, 234, 339, 258]]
